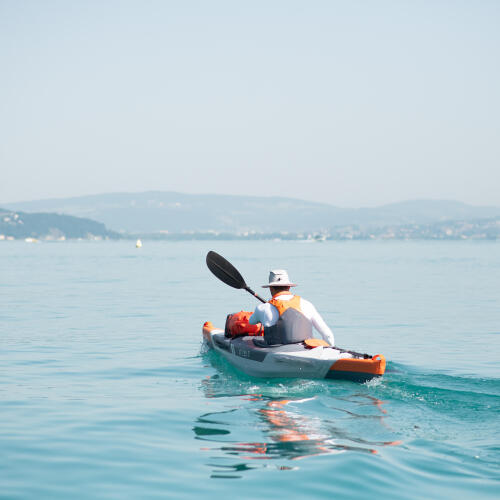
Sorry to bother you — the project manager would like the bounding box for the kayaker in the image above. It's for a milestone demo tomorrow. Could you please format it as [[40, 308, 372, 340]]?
[[249, 270, 335, 346]]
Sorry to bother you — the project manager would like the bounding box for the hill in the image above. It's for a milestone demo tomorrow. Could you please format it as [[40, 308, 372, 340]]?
[[4, 192, 500, 234], [0, 208, 117, 240]]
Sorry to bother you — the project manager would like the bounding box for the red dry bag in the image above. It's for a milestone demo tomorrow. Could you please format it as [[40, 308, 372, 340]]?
[[224, 311, 264, 338]]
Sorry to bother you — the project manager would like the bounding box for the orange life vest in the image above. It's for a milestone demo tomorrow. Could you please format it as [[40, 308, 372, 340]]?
[[268, 291, 302, 316], [264, 291, 311, 345]]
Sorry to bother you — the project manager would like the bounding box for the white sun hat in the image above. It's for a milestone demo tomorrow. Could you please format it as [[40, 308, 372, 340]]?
[[262, 269, 297, 288]]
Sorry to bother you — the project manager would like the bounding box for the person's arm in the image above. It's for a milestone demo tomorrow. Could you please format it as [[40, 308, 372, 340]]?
[[302, 300, 335, 346], [311, 313, 335, 346], [249, 303, 277, 327], [249, 307, 261, 325]]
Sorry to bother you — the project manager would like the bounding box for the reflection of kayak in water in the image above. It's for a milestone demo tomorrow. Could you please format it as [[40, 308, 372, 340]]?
[[202, 322, 386, 382], [196, 379, 403, 470]]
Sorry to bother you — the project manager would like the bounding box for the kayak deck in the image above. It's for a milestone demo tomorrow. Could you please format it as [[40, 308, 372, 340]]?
[[202, 322, 386, 382]]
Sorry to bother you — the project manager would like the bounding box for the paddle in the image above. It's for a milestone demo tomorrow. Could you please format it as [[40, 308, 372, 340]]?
[[206, 251, 267, 303]]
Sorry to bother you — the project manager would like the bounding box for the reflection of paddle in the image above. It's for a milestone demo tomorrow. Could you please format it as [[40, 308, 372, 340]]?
[[206, 251, 267, 303]]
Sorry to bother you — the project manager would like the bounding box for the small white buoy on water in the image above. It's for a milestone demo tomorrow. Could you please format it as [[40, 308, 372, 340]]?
[[136, 239, 142, 248]]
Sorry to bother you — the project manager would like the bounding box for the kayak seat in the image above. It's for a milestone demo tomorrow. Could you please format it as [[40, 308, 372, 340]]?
[[253, 337, 305, 349], [253, 337, 271, 348]]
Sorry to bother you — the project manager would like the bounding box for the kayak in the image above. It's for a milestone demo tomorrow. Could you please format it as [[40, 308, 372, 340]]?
[[202, 321, 386, 382]]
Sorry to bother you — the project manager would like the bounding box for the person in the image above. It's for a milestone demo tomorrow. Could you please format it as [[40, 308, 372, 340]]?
[[249, 270, 335, 346]]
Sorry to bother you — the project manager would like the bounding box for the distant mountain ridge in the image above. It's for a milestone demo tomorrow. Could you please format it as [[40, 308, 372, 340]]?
[[4, 192, 500, 234]]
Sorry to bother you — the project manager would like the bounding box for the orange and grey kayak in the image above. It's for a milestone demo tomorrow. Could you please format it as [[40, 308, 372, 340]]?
[[202, 321, 386, 383]]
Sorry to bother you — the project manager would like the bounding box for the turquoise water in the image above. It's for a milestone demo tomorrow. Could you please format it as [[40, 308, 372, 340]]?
[[1, 241, 499, 499]]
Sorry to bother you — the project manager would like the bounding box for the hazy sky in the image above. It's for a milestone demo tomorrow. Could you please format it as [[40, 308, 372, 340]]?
[[1, 0, 499, 207]]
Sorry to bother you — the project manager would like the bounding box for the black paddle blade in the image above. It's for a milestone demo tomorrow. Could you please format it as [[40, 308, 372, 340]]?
[[206, 251, 247, 289]]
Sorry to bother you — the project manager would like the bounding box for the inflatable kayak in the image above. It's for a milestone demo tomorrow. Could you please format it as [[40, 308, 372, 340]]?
[[202, 321, 386, 383]]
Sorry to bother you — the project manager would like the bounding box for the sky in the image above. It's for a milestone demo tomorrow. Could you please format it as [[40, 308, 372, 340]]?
[[1, 0, 499, 207]]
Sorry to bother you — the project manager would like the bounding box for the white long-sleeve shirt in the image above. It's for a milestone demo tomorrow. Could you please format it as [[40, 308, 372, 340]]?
[[249, 293, 335, 346]]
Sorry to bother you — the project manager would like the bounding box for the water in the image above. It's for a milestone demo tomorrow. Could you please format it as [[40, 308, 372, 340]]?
[[1, 240, 499, 499]]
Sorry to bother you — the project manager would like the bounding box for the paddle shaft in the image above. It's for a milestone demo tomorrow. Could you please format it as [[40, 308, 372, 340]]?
[[330, 346, 371, 359], [245, 286, 267, 304]]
